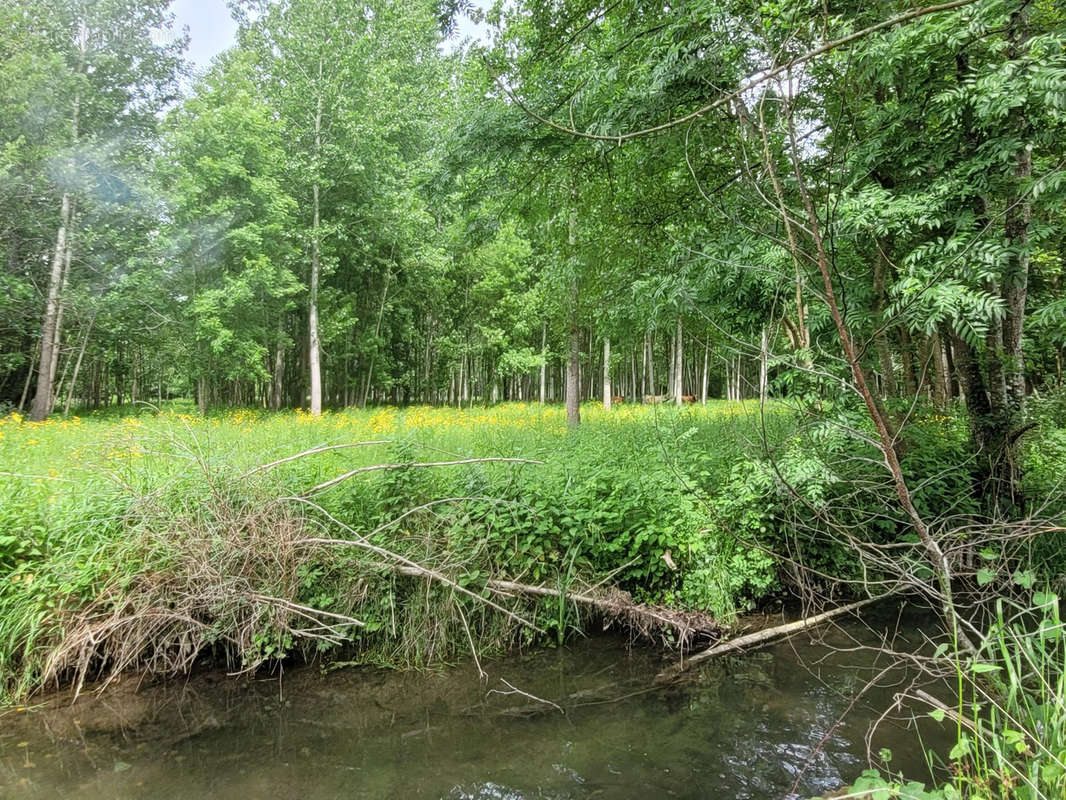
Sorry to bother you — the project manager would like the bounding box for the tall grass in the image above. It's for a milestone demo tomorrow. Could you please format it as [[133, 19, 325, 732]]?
[[822, 591, 1066, 800], [0, 400, 790, 702], [944, 591, 1066, 799]]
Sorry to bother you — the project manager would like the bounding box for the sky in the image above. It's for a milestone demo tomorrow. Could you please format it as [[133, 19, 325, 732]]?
[[170, 0, 239, 72], [168, 0, 492, 75]]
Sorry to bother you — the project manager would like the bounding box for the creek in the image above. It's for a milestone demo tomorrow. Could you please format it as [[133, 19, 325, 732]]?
[[0, 609, 948, 799]]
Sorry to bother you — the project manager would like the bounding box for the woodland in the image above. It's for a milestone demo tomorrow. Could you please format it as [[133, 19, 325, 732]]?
[[3, 0, 1066, 797]]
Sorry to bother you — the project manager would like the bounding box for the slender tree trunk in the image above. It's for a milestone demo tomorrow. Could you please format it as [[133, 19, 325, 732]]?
[[362, 269, 391, 408], [602, 337, 611, 409], [641, 333, 649, 395], [19, 340, 38, 412], [566, 198, 580, 428], [308, 71, 324, 416], [47, 237, 74, 413], [1003, 2, 1031, 414], [630, 349, 637, 402], [271, 315, 285, 411], [673, 317, 683, 405], [29, 192, 72, 421], [647, 332, 655, 395], [539, 321, 547, 403], [701, 340, 709, 405], [458, 352, 466, 409], [759, 326, 769, 403], [30, 61, 81, 420]]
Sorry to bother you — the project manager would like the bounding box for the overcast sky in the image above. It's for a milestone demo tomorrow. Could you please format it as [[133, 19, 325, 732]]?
[[169, 0, 492, 74], [170, 0, 239, 72]]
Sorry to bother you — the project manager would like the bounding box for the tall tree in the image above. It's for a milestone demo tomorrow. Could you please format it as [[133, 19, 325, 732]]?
[[17, 0, 182, 419]]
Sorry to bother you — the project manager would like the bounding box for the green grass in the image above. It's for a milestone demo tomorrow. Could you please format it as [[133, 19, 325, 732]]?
[[0, 400, 792, 702]]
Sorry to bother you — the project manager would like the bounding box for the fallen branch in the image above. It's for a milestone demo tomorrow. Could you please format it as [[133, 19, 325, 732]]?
[[303, 457, 543, 496], [488, 678, 565, 714], [240, 441, 391, 478], [483, 578, 718, 644], [660, 594, 889, 678], [289, 498, 544, 633], [291, 500, 713, 645]]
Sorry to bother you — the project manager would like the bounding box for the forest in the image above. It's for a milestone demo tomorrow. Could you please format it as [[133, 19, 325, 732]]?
[[2, 0, 1066, 798]]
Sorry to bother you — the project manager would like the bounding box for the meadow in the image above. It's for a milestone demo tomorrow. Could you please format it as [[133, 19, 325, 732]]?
[[0, 400, 792, 702]]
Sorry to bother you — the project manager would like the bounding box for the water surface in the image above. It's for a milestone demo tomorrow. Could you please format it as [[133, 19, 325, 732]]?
[[0, 614, 946, 799]]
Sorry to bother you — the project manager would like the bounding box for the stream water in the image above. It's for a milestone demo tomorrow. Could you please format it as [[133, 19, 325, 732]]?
[[0, 610, 949, 799]]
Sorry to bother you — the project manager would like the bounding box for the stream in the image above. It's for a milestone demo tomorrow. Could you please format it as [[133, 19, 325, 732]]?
[[0, 610, 949, 799]]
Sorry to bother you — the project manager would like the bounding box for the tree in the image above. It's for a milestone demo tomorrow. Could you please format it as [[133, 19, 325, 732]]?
[[236, 0, 440, 415], [17, 0, 182, 420]]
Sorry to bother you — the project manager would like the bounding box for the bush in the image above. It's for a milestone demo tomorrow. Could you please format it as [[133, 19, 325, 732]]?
[[0, 401, 791, 700]]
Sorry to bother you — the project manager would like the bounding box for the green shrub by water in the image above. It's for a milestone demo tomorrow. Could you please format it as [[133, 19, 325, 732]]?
[[0, 400, 791, 701]]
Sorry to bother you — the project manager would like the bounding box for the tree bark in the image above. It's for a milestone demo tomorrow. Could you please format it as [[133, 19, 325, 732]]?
[[48, 237, 74, 411], [673, 317, 683, 405], [19, 340, 38, 413], [602, 336, 611, 409], [1002, 1, 1031, 414], [29, 193, 73, 421], [308, 65, 324, 416], [647, 332, 655, 395], [701, 340, 709, 405], [566, 193, 580, 428], [271, 314, 285, 411], [539, 321, 547, 403]]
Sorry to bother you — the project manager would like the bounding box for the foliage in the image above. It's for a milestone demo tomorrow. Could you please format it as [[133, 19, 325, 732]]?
[[830, 590, 1066, 800], [0, 400, 788, 701]]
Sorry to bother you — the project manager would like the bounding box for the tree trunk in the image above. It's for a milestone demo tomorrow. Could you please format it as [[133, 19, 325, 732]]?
[[271, 314, 285, 411], [19, 340, 38, 412], [1002, 2, 1031, 414], [566, 199, 580, 428], [48, 237, 74, 411], [759, 326, 768, 403], [673, 317, 683, 405], [539, 321, 547, 403], [647, 332, 655, 395], [701, 340, 709, 404], [602, 336, 611, 409], [308, 71, 324, 416], [29, 192, 73, 421]]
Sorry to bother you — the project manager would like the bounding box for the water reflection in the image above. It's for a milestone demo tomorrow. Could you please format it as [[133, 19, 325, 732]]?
[[0, 615, 946, 799]]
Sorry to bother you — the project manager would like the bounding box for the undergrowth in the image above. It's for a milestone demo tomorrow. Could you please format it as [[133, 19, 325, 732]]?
[[0, 400, 786, 702]]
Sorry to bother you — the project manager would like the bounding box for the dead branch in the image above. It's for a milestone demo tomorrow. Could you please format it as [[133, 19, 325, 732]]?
[[240, 441, 391, 478], [660, 594, 890, 678], [488, 678, 564, 714], [302, 457, 543, 496], [483, 578, 718, 643], [289, 498, 544, 633]]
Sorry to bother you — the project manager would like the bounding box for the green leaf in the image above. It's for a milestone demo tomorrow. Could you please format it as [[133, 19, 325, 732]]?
[[1012, 570, 1035, 589]]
